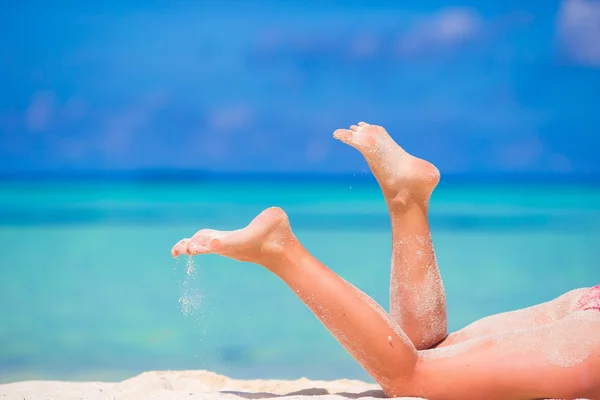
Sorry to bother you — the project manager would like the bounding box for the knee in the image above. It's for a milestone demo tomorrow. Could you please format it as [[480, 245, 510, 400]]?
[[378, 361, 427, 399], [413, 326, 448, 350]]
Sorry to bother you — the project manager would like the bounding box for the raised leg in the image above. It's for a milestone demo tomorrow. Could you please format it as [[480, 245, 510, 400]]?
[[172, 207, 421, 395], [334, 122, 447, 349]]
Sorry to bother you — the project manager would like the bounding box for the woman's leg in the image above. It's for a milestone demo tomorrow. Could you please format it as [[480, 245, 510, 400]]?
[[172, 207, 420, 395], [172, 207, 599, 399], [415, 310, 600, 400], [334, 122, 447, 349], [333, 122, 591, 352], [439, 287, 589, 347]]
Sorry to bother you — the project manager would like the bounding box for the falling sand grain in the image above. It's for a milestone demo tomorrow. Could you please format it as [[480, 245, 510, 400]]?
[[179, 256, 203, 319]]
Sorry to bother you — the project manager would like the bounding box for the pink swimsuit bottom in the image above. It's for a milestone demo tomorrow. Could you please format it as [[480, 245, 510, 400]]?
[[574, 285, 600, 312]]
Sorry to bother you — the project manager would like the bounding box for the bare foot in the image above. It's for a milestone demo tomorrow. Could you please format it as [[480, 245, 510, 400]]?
[[171, 207, 295, 264], [334, 122, 440, 209]]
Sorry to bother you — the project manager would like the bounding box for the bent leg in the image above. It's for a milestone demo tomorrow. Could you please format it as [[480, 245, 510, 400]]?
[[387, 197, 446, 350], [267, 238, 419, 391], [172, 207, 420, 395], [335, 122, 447, 349], [439, 287, 589, 347], [412, 310, 600, 400]]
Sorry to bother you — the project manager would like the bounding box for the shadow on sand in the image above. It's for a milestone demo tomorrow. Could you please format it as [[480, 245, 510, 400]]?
[[221, 388, 387, 399]]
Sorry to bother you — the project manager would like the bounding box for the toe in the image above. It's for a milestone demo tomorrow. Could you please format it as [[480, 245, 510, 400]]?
[[189, 229, 219, 253], [350, 125, 359, 132], [187, 240, 210, 255], [358, 121, 369, 126], [172, 239, 189, 257], [190, 229, 217, 248], [333, 128, 354, 143]]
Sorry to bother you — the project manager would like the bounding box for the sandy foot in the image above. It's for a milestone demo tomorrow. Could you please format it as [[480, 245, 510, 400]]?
[[172, 207, 293, 264], [333, 122, 439, 208]]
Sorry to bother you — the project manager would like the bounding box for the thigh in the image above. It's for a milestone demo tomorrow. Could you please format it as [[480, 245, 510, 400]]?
[[438, 288, 589, 347], [413, 310, 600, 400]]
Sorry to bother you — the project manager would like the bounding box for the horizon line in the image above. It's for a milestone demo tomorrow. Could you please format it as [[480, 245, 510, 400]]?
[[1, 170, 600, 184]]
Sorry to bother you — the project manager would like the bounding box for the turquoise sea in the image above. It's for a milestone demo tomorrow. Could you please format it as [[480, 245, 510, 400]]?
[[1, 180, 599, 384]]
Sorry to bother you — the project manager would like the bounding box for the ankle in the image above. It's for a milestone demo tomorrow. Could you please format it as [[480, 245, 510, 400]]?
[[387, 194, 429, 215], [259, 236, 302, 270]]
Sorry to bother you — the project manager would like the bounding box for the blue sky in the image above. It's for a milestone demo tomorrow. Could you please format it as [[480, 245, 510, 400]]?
[[1, 0, 599, 176]]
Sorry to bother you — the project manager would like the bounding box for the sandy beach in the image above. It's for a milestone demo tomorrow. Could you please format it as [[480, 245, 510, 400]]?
[[0, 370, 426, 400]]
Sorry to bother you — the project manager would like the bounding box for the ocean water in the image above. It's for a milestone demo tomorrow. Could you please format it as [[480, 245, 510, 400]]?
[[0, 180, 599, 384]]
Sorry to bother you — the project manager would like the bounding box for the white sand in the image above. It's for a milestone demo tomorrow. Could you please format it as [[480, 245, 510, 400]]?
[[0, 370, 425, 400]]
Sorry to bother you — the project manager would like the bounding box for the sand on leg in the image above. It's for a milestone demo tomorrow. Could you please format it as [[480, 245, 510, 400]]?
[[172, 207, 421, 396], [334, 122, 447, 349], [438, 287, 589, 347], [413, 310, 600, 400], [171, 207, 600, 399]]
